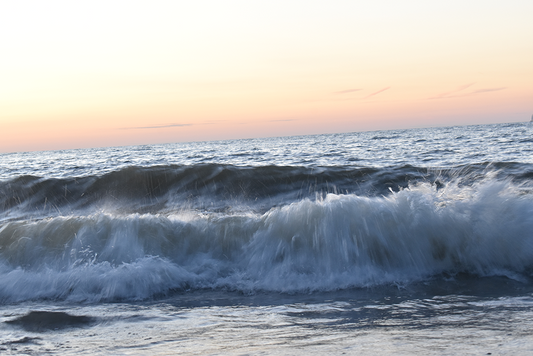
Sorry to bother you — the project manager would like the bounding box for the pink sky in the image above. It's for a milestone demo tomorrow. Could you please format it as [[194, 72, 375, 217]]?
[[1, 0, 532, 153]]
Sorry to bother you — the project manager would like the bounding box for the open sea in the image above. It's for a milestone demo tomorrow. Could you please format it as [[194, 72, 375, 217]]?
[[1, 122, 533, 355]]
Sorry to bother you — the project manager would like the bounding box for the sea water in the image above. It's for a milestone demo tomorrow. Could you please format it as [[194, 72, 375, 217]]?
[[1, 122, 533, 354]]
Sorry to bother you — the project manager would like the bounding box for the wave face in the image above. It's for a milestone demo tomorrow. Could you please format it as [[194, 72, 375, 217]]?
[[1, 173, 533, 302], [2, 162, 532, 219]]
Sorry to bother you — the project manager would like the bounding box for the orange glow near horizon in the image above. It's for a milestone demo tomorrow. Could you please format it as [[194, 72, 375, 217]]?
[[1, 1, 532, 153]]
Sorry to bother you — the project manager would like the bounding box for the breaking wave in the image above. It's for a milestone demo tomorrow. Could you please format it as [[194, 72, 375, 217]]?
[[1, 174, 533, 302]]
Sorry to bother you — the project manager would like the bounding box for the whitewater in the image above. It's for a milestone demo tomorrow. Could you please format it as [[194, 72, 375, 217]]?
[[1, 122, 533, 355]]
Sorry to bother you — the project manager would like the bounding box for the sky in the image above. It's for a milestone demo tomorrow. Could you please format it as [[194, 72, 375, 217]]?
[[1, 0, 532, 153]]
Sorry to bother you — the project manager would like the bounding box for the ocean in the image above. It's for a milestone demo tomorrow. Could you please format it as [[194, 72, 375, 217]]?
[[1, 122, 533, 355]]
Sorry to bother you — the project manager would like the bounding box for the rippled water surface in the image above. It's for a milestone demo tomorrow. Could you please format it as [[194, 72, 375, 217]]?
[[1, 123, 532, 179]]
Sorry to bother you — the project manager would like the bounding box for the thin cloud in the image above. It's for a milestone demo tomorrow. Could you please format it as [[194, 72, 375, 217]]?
[[363, 87, 390, 99], [430, 83, 475, 99], [429, 84, 506, 99], [121, 123, 192, 130], [334, 89, 362, 95], [471, 87, 507, 94], [269, 119, 298, 122]]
